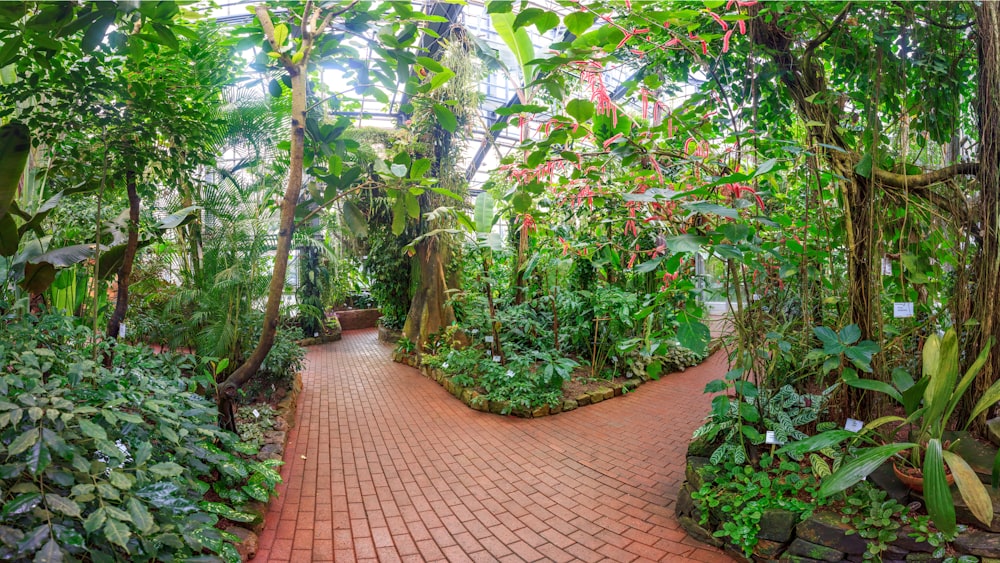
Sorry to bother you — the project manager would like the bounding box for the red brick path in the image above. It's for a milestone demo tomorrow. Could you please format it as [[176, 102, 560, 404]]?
[[256, 329, 734, 562]]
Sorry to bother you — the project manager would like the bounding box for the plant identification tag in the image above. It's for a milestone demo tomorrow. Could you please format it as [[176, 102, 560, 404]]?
[[764, 431, 782, 445], [252, 409, 260, 419], [485, 335, 494, 343], [844, 418, 863, 432], [492, 355, 502, 363], [882, 256, 892, 275], [893, 302, 914, 318]]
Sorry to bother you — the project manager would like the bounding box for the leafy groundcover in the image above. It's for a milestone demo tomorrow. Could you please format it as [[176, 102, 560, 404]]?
[[0, 312, 280, 562]]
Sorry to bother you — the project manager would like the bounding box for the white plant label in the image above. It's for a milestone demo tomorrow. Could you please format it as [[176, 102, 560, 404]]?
[[484, 335, 494, 343], [882, 256, 892, 275], [492, 355, 502, 363], [844, 418, 863, 432], [764, 431, 782, 445], [893, 302, 914, 318], [252, 409, 260, 419]]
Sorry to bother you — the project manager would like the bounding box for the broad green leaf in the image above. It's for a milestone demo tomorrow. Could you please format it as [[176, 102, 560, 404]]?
[[45, 494, 81, 518], [272, 23, 288, 50], [677, 319, 709, 357], [404, 192, 420, 220], [490, 12, 534, 85], [943, 450, 992, 527], [410, 158, 431, 179], [127, 498, 154, 534], [2, 492, 42, 518], [0, 122, 30, 221], [633, 256, 663, 274], [341, 200, 368, 238], [511, 192, 532, 213], [813, 326, 840, 350], [924, 330, 958, 433], [565, 99, 594, 122], [429, 68, 455, 91], [8, 427, 38, 456], [778, 431, 855, 457], [662, 234, 707, 254], [103, 519, 131, 550], [486, 0, 512, 14], [391, 194, 406, 236], [839, 324, 861, 344], [77, 419, 107, 441], [34, 538, 62, 563], [564, 11, 592, 36], [390, 163, 407, 178], [0, 214, 18, 257], [684, 201, 738, 219], [818, 444, 915, 497], [843, 375, 901, 402], [432, 103, 457, 133], [156, 205, 200, 229], [474, 192, 494, 234], [963, 339, 998, 425], [416, 56, 443, 72], [83, 508, 106, 533], [854, 154, 872, 178], [26, 440, 50, 476], [924, 439, 956, 536], [149, 462, 184, 478]]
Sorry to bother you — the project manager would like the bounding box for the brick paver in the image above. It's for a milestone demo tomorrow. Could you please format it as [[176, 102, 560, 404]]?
[[256, 329, 733, 562]]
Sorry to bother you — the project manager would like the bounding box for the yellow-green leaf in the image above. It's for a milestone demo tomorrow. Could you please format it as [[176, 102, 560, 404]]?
[[943, 450, 993, 527], [272, 23, 288, 49]]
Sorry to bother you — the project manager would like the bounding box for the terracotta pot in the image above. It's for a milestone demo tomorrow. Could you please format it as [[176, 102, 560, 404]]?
[[893, 462, 954, 493]]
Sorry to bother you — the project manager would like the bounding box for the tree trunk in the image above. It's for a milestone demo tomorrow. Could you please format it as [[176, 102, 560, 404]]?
[[106, 167, 140, 341], [964, 2, 1000, 435], [217, 8, 311, 430], [402, 235, 456, 351], [749, 7, 880, 415]]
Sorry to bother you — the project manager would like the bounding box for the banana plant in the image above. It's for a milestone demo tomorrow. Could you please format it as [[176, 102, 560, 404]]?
[[779, 328, 998, 536]]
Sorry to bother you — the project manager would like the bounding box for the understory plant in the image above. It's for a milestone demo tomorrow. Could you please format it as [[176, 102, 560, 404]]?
[[694, 368, 834, 464], [782, 328, 999, 536], [0, 312, 281, 562], [691, 453, 827, 556]]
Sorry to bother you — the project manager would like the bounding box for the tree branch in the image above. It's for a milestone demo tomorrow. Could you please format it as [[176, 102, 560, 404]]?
[[805, 2, 853, 57], [253, 6, 294, 71], [873, 161, 979, 189]]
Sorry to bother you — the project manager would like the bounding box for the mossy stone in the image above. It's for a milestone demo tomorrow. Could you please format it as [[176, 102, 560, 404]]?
[[786, 538, 844, 562]]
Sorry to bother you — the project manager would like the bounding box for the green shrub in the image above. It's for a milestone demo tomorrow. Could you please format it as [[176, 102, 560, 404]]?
[[0, 313, 281, 562]]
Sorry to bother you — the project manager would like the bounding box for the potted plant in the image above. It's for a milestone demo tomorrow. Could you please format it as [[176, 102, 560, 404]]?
[[780, 328, 998, 536]]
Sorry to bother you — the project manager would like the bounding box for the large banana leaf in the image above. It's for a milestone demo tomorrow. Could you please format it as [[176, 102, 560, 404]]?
[[942, 449, 993, 527], [489, 10, 534, 87], [925, 439, 956, 536], [474, 192, 494, 235], [0, 122, 30, 221]]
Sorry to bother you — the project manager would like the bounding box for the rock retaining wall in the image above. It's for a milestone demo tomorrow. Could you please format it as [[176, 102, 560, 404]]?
[[677, 434, 1000, 562]]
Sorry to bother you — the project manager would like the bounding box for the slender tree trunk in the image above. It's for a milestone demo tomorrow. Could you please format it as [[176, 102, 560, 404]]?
[[964, 2, 1000, 435], [106, 167, 140, 341], [217, 5, 317, 430]]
